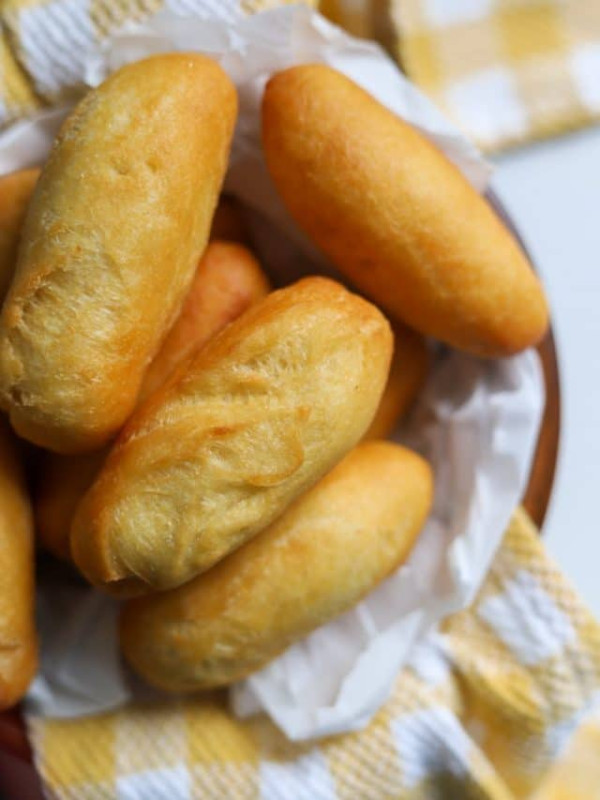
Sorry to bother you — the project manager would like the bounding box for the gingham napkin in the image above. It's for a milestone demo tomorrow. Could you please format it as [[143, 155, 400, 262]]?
[[3, 0, 596, 151], [387, 0, 600, 151], [26, 509, 600, 799], [320, 0, 600, 151]]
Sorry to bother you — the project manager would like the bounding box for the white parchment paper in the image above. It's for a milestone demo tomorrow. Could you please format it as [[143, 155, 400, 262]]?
[[0, 5, 544, 740]]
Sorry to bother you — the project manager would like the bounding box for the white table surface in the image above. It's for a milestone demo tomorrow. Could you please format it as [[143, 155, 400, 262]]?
[[492, 126, 600, 615]]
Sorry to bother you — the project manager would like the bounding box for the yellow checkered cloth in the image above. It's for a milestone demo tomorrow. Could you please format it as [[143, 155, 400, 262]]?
[[322, 0, 600, 151], [26, 509, 600, 799], [391, 0, 600, 151]]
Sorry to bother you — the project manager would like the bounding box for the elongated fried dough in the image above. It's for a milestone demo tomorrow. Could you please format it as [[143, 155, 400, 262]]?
[[120, 441, 433, 691], [262, 65, 549, 357], [71, 277, 393, 595], [0, 54, 237, 453], [36, 242, 270, 560]]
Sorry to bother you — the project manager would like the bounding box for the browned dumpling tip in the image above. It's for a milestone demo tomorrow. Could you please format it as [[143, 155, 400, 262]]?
[[0, 54, 237, 454]]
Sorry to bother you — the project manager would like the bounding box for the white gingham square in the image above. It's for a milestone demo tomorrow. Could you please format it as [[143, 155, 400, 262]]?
[[478, 570, 576, 666]]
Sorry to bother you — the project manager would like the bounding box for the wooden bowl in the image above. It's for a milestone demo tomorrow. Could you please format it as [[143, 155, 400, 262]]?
[[522, 329, 560, 525], [489, 191, 560, 526], [0, 196, 561, 798]]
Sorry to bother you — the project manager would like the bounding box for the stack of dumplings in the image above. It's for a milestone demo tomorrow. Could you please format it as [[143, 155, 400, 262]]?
[[0, 55, 548, 704]]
